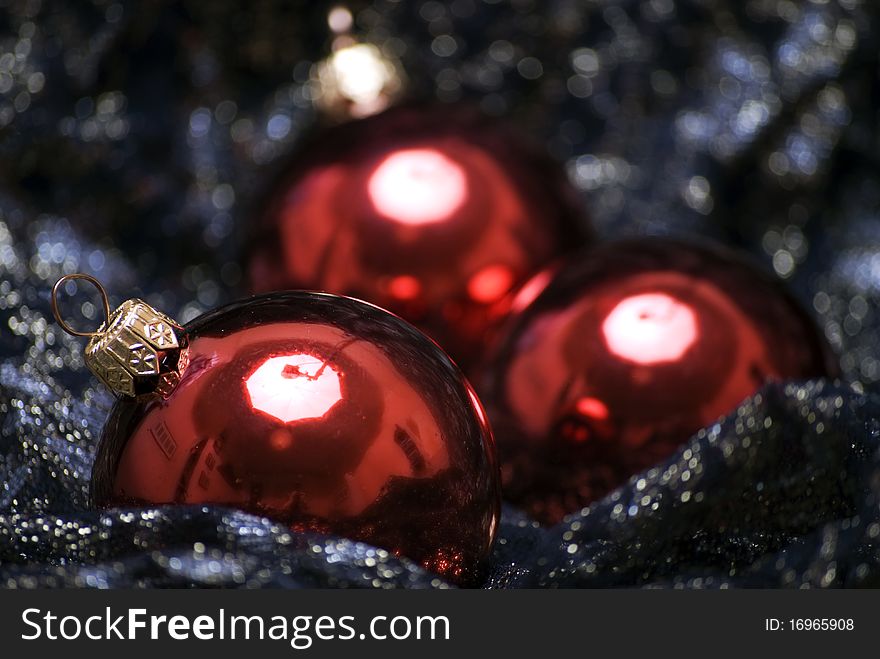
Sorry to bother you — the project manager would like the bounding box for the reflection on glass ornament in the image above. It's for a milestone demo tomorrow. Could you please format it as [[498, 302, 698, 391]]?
[[247, 103, 590, 369], [367, 148, 468, 225], [601, 292, 699, 365], [479, 239, 840, 525], [53, 276, 500, 584]]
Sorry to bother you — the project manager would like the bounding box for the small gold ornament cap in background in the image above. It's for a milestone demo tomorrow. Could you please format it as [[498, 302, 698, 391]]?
[[52, 274, 188, 398], [309, 5, 404, 121]]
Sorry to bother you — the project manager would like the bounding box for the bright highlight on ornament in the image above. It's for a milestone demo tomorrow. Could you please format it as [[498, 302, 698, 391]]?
[[511, 269, 554, 313], [367, 148, 468, 226], [245, 353, 343, 424], [575, 396, 610, 420], [388, 274, 422, 300], [601, 292, 698, 365], [327, 6, 353, 34], [467, 264, 515, 303]]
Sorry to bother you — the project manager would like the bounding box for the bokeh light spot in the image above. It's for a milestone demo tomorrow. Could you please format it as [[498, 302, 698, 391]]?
[[467, 264, 514, 304], [387, 274, 422, 301], [575, 396, 610, 420], [245, 353, 342, 424]]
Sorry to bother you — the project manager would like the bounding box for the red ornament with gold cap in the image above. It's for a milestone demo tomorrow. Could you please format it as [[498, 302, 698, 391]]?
[[478, 239, 840, 525], [52, 274, 500, 584]]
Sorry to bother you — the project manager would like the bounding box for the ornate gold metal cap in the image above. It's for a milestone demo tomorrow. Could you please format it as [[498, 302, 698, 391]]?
[[52, 274, 188, 398]]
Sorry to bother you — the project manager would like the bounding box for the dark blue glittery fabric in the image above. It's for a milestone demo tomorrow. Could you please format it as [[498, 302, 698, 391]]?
[[1, 0, 880, 587]]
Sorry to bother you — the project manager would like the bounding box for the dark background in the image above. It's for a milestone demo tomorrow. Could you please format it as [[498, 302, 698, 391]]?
[[1, 0, 880, 588]]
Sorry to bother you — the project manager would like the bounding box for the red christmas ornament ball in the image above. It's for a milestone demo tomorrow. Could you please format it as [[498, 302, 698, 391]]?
[[246, 103, 590, 369], [479, 239, 839, 525], [92, 292, 500, 584]]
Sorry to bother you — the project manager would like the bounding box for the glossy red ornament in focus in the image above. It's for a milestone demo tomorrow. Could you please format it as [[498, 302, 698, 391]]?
[[246, 104, 590, 369], [479, 239, 840, 525], [92, 292, 500, 584]]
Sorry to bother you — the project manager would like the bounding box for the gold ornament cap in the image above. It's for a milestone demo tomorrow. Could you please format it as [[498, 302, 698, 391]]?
[[309, 6, 404, 121], [52, 274, 188, 398]]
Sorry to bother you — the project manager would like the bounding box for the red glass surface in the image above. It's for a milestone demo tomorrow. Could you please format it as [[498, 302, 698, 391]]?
[[479, 239, 840, 525], [246, 104, 590, 370], [92, 292, 500, 584]]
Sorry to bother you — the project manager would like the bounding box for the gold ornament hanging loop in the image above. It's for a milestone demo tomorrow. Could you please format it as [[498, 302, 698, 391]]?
[[50, 274, 187, 398], [52, 273, 112, 337]]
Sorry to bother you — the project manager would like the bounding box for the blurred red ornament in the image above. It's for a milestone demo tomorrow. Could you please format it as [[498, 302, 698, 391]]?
[[479, 239, 840, 525], [246, 104, 590, 369], [90, 291, 500, 584]]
